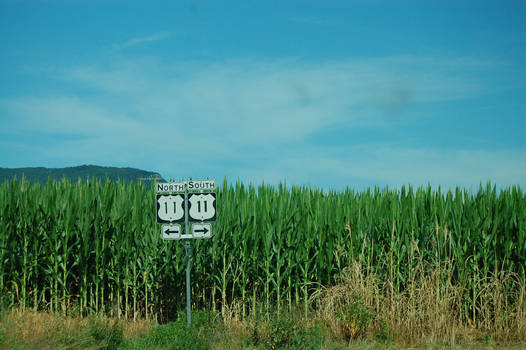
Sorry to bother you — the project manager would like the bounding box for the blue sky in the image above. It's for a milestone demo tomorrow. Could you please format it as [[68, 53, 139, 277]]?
[[1, 0, 525, 191]]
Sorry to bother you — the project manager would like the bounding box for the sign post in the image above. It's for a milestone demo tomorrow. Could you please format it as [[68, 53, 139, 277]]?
[[184, 182, 191, 326], [155, 179, 216, 326], [185, 239, 192, 326]]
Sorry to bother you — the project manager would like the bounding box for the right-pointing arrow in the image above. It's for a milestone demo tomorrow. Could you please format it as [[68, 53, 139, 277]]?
[[193, 226, 209, 234], [192, 224, 212, 238]]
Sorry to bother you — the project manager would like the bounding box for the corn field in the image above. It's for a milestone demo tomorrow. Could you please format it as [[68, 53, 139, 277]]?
[[0, 178, 525, 324]]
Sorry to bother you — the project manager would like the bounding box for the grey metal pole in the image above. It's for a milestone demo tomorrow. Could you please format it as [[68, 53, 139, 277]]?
[[184, 182, 191, 326], [185, 240, 192, 326]]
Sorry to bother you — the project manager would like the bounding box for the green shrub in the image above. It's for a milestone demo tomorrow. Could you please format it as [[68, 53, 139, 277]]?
[[129, 310, 219, 350], [291, 323, 325, 350], [265, 314, 326, 350], [88, 316, 123, 350], [374, 320, 392, 345], [337, 295, 374, 340]]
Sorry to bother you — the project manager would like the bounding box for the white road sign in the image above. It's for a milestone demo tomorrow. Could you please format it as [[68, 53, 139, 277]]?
[[161, 224, 211, 240], [155, 179, 216, 240], [162, 224, 182, 240], [156, 182, 186, 193], [156, 194, 185, 223], [192, 223, 211, 238], [188, 193, 216, 221], [156, 180, 216, 193], [187, 180, 216, 191]]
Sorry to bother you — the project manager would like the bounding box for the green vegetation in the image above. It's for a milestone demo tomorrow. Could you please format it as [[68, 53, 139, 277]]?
[[0, 165, 164, 185], [1, 308, 524, 350], [0, 178, 525, 347]]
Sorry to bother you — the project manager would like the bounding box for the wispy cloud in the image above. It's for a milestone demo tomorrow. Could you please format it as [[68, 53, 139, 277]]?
[[2, 55, 523, 188], [288, 145, 526, 190], [59, 55, 498, 134], [113, 32, 172, 50]]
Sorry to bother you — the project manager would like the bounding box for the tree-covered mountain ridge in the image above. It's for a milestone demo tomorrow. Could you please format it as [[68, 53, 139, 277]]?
[[0, 165, 166, 185]]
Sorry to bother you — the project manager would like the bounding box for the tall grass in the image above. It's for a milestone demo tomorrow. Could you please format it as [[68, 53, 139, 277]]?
[[0, 177, 524, 335]]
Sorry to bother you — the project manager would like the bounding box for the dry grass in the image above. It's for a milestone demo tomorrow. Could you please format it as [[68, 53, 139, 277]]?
[[0, 309, 91, 349], [1, 306, 525, 350], [0, 308, 152, 350], [315, 258, 526, 348], [2, 260, 525, 350]]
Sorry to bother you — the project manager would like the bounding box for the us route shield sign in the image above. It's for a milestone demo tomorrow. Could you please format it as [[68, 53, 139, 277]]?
[[156, 180, 216, 239], [188, 193, 216, 222], [156, 194, 185, 223]]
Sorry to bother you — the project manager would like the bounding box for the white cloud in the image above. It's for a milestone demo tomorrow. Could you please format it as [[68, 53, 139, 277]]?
[[345, 146, 526, 189], [57, 55, 498, 142], [235, 145, 526, 190], [3, 96, 144, 135], [113, 32, 172, 50], [2, 55, 523, 188]]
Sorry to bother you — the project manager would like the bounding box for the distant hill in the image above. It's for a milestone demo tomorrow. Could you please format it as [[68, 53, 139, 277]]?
[[0, 165, 166, 185]]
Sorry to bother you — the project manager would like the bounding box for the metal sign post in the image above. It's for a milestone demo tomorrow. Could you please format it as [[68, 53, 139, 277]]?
[[185, 240, 192, 326], [184, 182, 191, 326], [155, 179, 216, 327]]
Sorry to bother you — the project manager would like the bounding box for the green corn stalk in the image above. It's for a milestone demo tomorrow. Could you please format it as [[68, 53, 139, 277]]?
[[1, 177, 525, 324]]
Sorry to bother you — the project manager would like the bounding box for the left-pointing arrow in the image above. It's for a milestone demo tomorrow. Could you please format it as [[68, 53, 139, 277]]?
[[162, 224, 182, 240], [164, 227, 180, 235]]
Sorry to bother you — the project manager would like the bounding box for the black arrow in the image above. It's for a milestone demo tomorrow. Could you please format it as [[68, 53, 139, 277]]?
[[164, 227, 180, 235], [193, 226, 209, 234]]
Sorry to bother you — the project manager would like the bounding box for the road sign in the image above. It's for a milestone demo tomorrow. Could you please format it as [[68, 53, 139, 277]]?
[[192, 223, 211, 238], [167, 233, 194, 240], [154, 179, 217, 327], [156, 194, 185, 223], [162, 224, 182, 240], [187, 180, 216, 191], [188, 193, 216, 221], [157, 180, 216, 193], [156, 182, 186, 193], [160, 225, 211, 240]]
